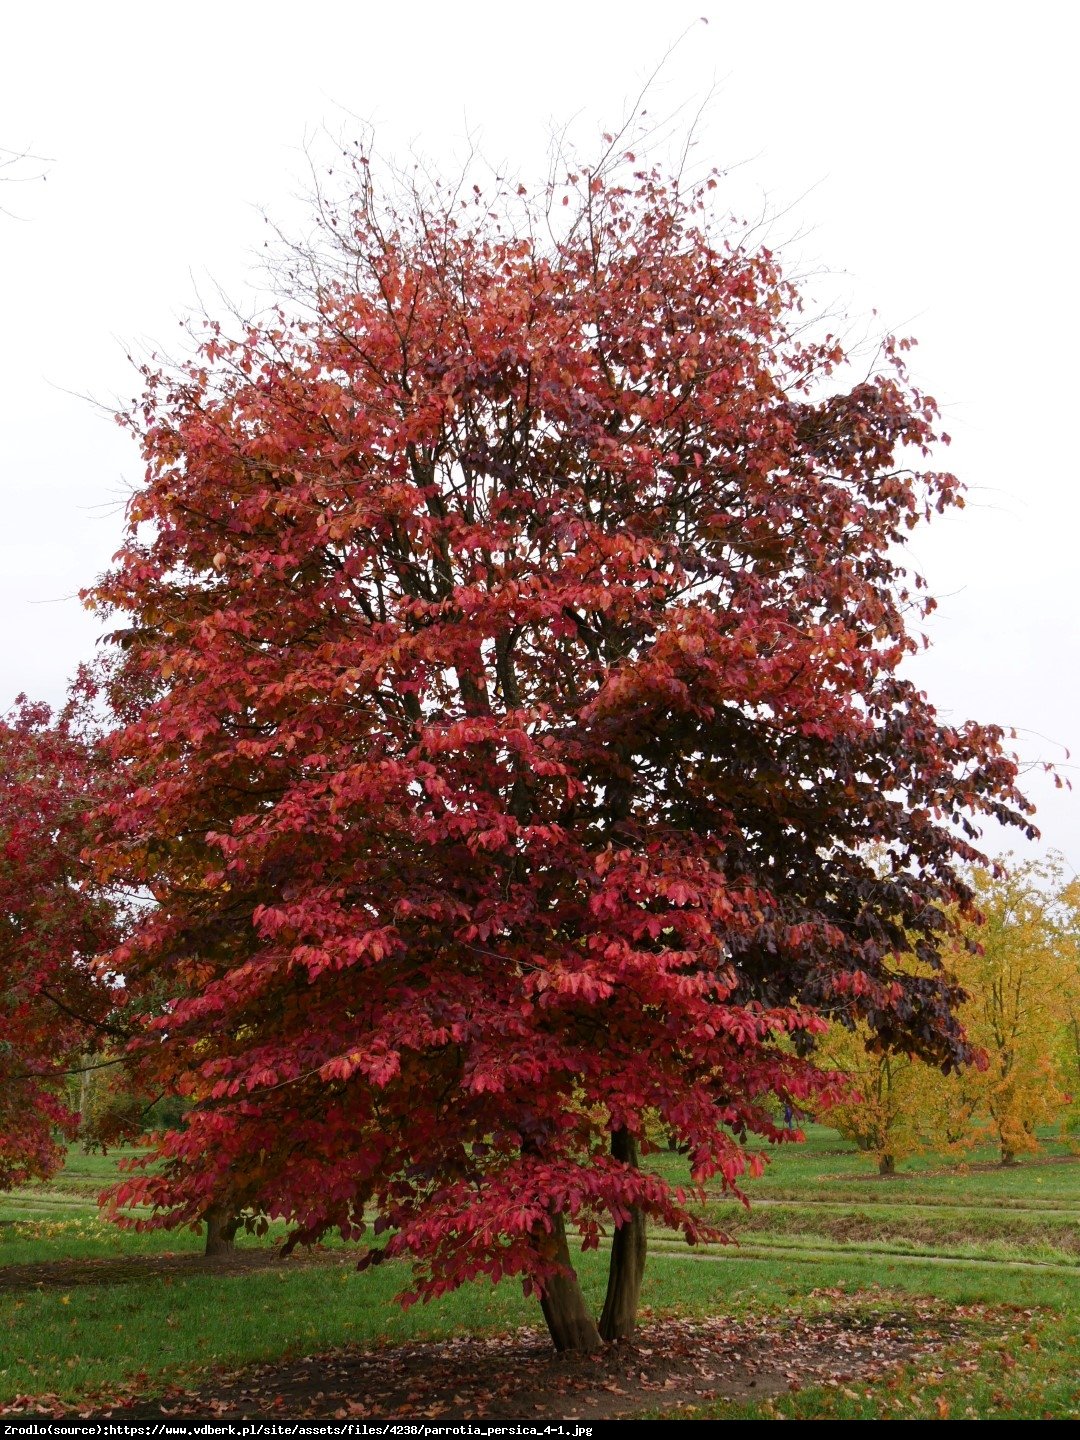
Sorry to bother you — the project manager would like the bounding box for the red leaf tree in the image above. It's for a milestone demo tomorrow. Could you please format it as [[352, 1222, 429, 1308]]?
[[90, 150, 1033, 1349], [0, 695, 120, 1187]]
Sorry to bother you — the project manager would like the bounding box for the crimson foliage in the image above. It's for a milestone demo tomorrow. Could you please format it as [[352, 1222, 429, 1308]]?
[[0, 696, 118, 1185], [90, 155, 1032, 1330]]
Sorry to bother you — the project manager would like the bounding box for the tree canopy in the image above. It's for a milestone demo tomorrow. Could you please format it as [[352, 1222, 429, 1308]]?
[[0, 695, 119, 1187], [947, 858, 1077, 1165], [88, 147, 1034, 1349]]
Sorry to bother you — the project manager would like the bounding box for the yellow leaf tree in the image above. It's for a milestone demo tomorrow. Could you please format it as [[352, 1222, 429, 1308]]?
[[817, 1021, 970, 1174], [1048, 876, 1080, 1138], [948, 858, 1074, 1165]]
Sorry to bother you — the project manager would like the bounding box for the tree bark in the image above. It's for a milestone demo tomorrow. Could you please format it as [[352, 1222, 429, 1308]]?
[[1001, 1147, 1017, 1167], [879, 1154, 896, 1176], [599, 1128, 647, 1342], [536, 1211, 602, 1353], [77, 1061, 91, 1127], [204, 1204, 241, 1256]]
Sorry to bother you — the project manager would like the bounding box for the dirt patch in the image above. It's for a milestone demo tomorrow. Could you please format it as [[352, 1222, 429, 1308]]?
[[954, 1155, 1080, 1174], [2, 1297, 978, 1422], [849, 1169, 918, 1180], [0, 1244, 349, 1292]]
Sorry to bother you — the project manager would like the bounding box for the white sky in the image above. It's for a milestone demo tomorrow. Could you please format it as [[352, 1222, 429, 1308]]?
[[1, 0, 1076, 868]]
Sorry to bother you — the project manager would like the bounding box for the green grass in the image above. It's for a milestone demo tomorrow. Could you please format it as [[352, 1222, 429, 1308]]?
[[1, 1128, 1078, 1417], [0, 1147, 282, 1262], [2, 1257, 532, 1404], [713, 1123, 1080, 1207]]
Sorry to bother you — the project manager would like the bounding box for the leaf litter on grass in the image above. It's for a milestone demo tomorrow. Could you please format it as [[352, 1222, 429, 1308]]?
[[1, 1292, 1005, 1423]]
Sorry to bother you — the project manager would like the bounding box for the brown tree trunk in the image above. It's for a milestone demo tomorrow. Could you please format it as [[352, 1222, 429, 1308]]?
[[599, 1128, 647, 1342], [77, 1061, 91, 1127], [204, 1204, 241, 1256], [536, 1211, 602, 1353], [1001, 1147, 1017, 1167], [879, 1154, 896, 1176]]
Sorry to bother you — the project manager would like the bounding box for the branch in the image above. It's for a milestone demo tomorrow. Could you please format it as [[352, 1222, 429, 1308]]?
[[7, 1055, 128, 1082], [38, 986, 131, 1041]]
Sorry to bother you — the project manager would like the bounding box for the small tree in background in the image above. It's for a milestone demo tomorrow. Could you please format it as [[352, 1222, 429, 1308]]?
[[816, 1019, 976, 1174], [90, 137, 1034, 1351], [1057, 879, 1080, 1137], [823, 858, 1079, 1169], [948, 859, 1076, 1165]]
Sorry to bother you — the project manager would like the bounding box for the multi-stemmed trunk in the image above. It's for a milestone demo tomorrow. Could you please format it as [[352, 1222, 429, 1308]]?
[[598, 1128, 646, 1342], [536, 1211, 603, 1352], [535, 1126, 646, 1352]]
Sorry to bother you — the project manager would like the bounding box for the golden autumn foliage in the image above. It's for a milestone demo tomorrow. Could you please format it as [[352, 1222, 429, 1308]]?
[[1055, 878, 1080, 1135], [948, 859, 1079, 1163], [819, 856, 1080, 1170], [816, 1021, 975, 1174]]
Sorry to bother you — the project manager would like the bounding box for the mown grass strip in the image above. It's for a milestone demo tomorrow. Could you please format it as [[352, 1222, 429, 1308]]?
[[709, 1196, 1080, 1215], [643, 1238, 1080, 1275]]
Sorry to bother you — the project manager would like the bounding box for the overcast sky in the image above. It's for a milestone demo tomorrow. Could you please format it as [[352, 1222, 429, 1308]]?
[[1, 1, 1076, 868]]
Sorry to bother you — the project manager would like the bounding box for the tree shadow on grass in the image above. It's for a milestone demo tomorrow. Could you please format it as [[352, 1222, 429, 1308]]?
[[4, 1296, 990, 1423]]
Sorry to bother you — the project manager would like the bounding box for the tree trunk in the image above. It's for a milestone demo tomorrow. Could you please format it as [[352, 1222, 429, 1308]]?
[[536, 1211, 602, 1353], [879, 1154, 896, 1176], [599, 1128, 647, 1342], [1001, 1147, 1017, 1167], [204, 1204, 241, 1256], [77, 1062, 91, 1128]]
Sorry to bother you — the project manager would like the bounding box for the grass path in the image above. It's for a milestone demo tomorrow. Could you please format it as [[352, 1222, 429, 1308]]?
[[715, 1196, 1078, 1216], [642, 1238, 1080, 1276]]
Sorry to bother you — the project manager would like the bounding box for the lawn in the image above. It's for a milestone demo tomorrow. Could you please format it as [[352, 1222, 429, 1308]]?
[[1, 1127, 1077, 1419]]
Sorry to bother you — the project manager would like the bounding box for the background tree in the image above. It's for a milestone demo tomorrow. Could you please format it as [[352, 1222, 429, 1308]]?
[[1053, 877, 1080, 1137], [68, 1051, 189, 1148], [816, 1019, 977, 1174], [91, 141, 1033, 1351], [947, 859, 1075, 1164], [0, 694, 120, 1187]]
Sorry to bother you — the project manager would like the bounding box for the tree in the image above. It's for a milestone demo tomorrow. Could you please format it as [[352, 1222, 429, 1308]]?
[[821, 859, 1080, 1169], [90, 142, 1034, 1351], [816, 1019, 977, 1174], [0, 695, 119, 1188], [1056, 879, 1080, 1136], [946, 859, 1074, 1165]]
